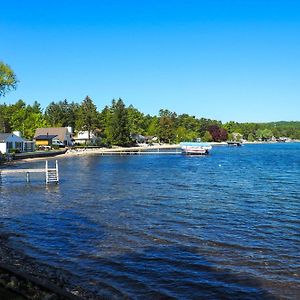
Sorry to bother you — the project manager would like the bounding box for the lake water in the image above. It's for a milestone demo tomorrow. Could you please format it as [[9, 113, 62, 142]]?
[[0, 144, 299, 299]]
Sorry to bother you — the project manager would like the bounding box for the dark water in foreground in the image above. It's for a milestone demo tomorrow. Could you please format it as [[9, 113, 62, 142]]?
[[1, 144, 299, 299]]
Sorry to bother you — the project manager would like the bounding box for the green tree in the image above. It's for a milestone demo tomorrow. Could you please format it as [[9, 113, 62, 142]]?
[[256, 128, 273, 141], [45, 99, 80, 129], [45, 101, 65, 127], [107, 99, 131, 146], [198, 118, 221, 137], [202, 131, 213, 142], [66, 101, 80, 130], [0, 61, 18, 97], [3, 100, 47, 139], [127, 105, 146, 135], [247, 133, 255, 142], [0, 103, 11, 132], [158, 109, 177, 143], [76, 96, 99, 140], [146, 116, 159, 136], [99, 105, 111, 140], [9, 100, 27, 134]]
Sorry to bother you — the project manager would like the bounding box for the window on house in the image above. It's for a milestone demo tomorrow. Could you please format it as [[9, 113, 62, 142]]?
[[7, 142, 13, 150], [15, 142, 23, 151]]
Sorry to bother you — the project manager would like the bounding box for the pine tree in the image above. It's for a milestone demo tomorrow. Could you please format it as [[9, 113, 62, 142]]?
[[77, 96, 99, 140], [107, 99, 131, 146]]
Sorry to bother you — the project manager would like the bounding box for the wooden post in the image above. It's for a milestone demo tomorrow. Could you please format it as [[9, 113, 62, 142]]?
[[45, 160, 48, 183], [55, 160, 59, 183]]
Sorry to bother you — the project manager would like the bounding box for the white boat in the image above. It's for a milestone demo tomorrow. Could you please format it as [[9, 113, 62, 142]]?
[[180, 142, 212, 155]]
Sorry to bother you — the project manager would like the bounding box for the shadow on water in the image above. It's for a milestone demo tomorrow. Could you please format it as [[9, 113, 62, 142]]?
[[85, 245, 277, 300], [1, 212, 277, 300]]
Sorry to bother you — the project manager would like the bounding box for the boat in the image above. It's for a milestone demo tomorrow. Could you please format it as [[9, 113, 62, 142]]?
[[180, 142, 212, 155], [227, 141, 242, 146]]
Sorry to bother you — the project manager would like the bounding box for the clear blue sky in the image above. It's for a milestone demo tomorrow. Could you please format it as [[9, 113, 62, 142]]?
[[1, 0, 299, 122]]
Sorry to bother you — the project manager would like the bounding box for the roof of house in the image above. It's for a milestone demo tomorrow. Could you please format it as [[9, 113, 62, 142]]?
[[35, 134, 58, 140], [0, 133, 25, 143], [34, 127, 70, 142], [0, 133, 12, 142]]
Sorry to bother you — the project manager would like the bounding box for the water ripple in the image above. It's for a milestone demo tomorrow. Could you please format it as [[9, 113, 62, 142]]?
[[1, 143, 300, 299]]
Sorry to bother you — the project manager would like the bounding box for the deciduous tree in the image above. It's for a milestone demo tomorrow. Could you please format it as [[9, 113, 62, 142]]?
[[0, 61, 18, 97]]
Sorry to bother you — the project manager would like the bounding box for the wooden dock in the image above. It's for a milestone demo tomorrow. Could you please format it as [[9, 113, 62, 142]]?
[[0, 160, 59, 184]]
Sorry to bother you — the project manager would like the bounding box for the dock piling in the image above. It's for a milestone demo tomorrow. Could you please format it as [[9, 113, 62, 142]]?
[[26, 172, 30, 183]]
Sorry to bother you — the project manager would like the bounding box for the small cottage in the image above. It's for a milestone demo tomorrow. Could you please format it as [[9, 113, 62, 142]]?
[[0, 133, 25, 154]]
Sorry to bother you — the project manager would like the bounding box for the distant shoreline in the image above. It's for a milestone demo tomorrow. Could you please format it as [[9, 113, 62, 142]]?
[[2, 141, 299, 164]]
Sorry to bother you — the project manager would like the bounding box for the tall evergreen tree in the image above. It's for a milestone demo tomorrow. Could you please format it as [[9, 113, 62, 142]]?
[[107, 99, 131, 146], [76, 96, 99, 140], [45, 101, 65, 127]]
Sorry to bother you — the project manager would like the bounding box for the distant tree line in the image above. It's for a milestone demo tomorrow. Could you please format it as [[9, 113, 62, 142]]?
[[1, 97, 300, 146]]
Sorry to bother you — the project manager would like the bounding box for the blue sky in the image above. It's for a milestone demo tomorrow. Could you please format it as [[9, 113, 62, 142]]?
[[1, 0, 299, 122]]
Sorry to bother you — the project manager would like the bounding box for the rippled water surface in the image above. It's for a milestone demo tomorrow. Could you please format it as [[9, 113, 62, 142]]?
[[1, 144, 300, 299]]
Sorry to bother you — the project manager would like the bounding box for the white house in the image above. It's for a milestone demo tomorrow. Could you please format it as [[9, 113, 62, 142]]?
[[73, 131, 98, 145], [0, 133, 26, 154]]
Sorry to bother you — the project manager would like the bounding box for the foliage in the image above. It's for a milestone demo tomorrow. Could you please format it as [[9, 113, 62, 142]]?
[[208, 125, 228, 142], [1, 98, 300, 144], [202, 131, 213, 142], [106, 99, 131, 146], [45, 99, 80, 129], [256, 128, 273, 141], [0, 100, 47, 139], [0, 61, 18, 97], [158, 109, 177, 143], [146, 116, 159, 136], [76, 96, 99, 140], [127, 105, 147, 135]]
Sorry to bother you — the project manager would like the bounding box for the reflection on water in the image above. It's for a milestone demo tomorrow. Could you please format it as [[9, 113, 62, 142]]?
[[1, 144, 300, 299]]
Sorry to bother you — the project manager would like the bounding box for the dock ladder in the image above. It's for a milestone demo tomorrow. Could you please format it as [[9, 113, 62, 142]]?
[[45, 160, 59, 184]]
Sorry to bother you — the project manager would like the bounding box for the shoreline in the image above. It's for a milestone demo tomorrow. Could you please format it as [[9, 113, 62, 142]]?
[[2, 141, 299, 165]]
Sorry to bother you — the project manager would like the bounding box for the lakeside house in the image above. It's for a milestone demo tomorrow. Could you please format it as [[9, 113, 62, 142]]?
[[0, 132, 35, 154], [73, 130, 98, 145], [34, 127, 73, 146]]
